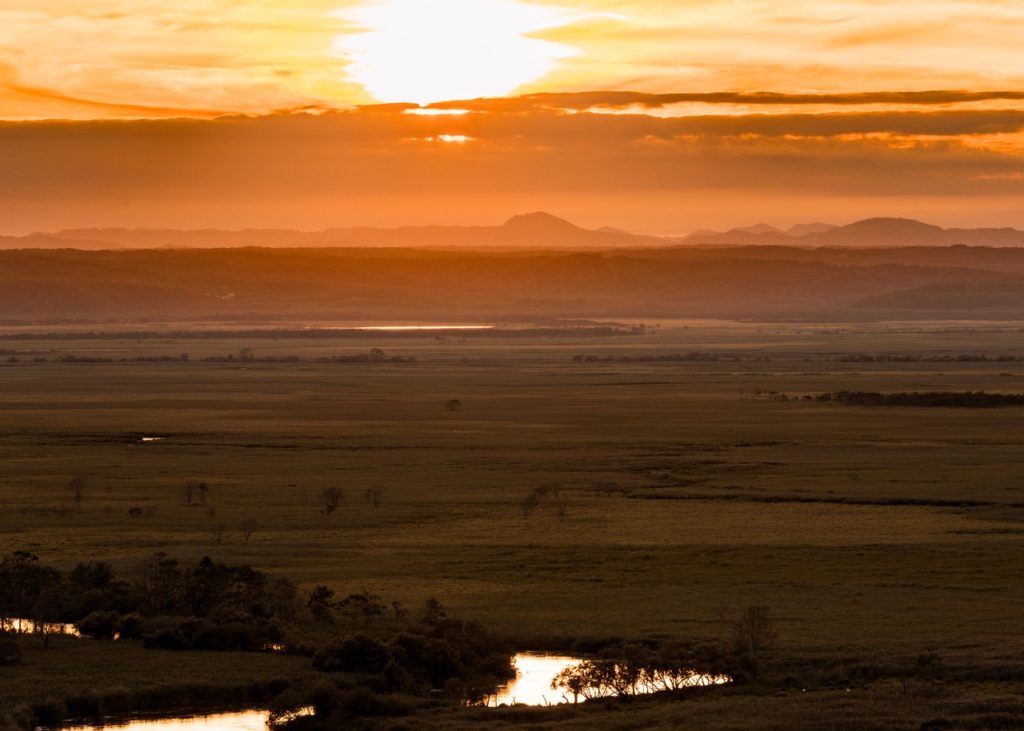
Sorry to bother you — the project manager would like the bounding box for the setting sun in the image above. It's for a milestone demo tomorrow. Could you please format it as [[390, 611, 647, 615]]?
[[334, 0, 578, 105]]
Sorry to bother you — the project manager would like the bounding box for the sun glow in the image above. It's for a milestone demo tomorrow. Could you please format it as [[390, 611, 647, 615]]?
[[334, 0, 579, 105]]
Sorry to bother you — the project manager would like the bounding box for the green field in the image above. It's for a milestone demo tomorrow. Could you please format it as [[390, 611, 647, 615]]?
[[3, 320, 1024, 727]]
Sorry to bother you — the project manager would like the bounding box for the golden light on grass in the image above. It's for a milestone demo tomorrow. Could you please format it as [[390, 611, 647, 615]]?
[[334, 0, 579, 105]]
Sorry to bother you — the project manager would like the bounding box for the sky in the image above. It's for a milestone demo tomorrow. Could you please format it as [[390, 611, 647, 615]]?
[[2, 0, 1024, 234]]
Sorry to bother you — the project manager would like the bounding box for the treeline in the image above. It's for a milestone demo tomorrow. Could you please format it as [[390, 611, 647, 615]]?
[[829, 353, 1020, 363], [15, 349, 415, 365], [0, 326, 642, 341], [0, 552, 296, 653], [572, 353, 728, 363], [0, 551, 521, 729], [795, 391, 1024, 408], [551, 642, 730, 702], [1, 551, 744, 730]]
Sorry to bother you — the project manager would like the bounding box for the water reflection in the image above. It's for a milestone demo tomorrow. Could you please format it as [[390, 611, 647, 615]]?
[[60, 710, 271, 731], [342, 325, 494, 332], [488, 654, 580, 706], [1, 617, 81, 637], [481, 653, 731, 707]]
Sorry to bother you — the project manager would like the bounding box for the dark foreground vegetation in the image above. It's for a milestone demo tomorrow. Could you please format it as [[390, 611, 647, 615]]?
[[7, 547, 1022, 731], [2, 552, 748, 730]]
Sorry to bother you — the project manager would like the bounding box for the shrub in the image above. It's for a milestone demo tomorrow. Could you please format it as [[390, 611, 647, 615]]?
[[115, 613, 144, 639], [313, 635, 390, 675], [419, 640, 462, 687], [78, 610, 121, 640], [331, 688, 413, 721]]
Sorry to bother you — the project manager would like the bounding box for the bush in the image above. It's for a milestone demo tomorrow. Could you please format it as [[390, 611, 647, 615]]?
[[78, 610, 121, 640], [190, 621, 264, 652], [419, 640, 462, 687], [141, 618, 197, 650], [331, 688, 413, 721], [115, 613, 144, 640], [313, 635, 390, 675]]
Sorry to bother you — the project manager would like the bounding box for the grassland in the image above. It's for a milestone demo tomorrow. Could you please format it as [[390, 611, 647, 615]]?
[[2, 320, 1024, 726]]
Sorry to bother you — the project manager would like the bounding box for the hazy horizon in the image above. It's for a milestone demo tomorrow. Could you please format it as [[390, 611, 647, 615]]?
[[6, 206, 1024, 241]]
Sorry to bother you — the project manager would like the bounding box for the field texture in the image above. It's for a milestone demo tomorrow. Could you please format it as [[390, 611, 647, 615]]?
[[2, 321, 1023, 666]]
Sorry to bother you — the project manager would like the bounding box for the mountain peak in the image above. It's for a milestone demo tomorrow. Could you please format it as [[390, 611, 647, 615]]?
[[733, 223, 783, 235], [503, 212, 581, 232], [843, 217, 944, 232]]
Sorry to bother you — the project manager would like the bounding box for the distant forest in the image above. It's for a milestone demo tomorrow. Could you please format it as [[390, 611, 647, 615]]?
[[4, 245, 1024, 322]]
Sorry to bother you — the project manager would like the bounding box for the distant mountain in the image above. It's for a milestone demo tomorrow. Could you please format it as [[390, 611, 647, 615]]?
[[682, 217, 1024, 248], [786, 223, 836, 237], [809, 218, 948, 247], [5, 213, 665, 251], [6, 214, 1024, 251], [735, 223, 783, 235]]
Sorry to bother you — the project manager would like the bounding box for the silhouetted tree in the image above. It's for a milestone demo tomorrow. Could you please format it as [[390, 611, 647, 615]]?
[[363, 487, 383, 508], [308, 585, 336, 622], [338, 591, 386, 626], [420, 597, 445, 627], [67, 475, 88, 512], [32, 585, 66, 647], [733, 605, 776, 655], [240, 519, 257, 542], [320, 487, 344, 516]]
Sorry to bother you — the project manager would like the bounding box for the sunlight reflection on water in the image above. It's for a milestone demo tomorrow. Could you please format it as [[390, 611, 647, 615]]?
[[2, 617, 81, 637], [490, 653, 581, 706], [60, 711, 271, 731], [342, 325, 494, 332], [481, 653, 731, 707]]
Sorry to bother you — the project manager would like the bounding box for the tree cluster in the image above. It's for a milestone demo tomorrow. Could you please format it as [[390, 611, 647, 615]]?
[[806, 391, 1024, 408], [0, 552, 298, 652], [551, 641, 732, 703]]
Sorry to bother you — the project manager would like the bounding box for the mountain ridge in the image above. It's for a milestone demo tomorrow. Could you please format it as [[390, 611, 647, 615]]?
[[4, 214, 1024, 250]]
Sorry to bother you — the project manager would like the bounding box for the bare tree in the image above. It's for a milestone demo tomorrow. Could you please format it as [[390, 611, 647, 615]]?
[[198, 482, 210, 505], [320, 487, 344, 516], [363, 486, 383, 508], [240, 518, 257, 542], [520, 486, 549, 519], [67, 475, 88, 512], [211, 522, 225, 544], [556, 495, 570, 522], [733, 606, 776, 655], [183, 479, 199, 505]]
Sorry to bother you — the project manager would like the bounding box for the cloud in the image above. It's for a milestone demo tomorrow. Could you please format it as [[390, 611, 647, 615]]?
[[2, 102, 1024, 234], [428, 90, 1024, 113], [3, 1, 1024, 119]]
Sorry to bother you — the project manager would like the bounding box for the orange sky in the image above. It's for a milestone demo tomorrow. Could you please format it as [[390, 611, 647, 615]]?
[[2, 0, 1024, 233]]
